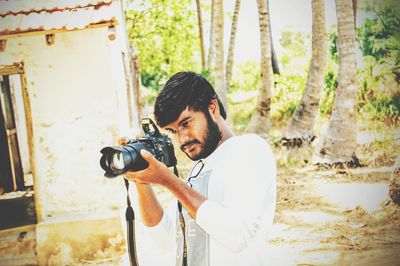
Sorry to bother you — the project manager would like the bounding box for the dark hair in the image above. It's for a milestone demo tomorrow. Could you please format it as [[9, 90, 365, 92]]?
[[154, 71, 226, 127]]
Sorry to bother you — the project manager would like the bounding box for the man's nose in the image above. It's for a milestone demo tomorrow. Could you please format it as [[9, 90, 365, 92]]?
[[177, 129, 189, 144]]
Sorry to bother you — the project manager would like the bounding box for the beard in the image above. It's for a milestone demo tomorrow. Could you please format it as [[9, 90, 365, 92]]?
[[180, 112, 222, 161]]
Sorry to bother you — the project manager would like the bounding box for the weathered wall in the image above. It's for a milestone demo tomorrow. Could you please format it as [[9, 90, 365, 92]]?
[[0, 27, 136, 221], [36, 214, 126, 265], [0, 225, 37, 265]]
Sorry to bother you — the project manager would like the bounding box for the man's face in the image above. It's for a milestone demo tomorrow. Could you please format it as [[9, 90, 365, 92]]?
[[164, 107, 222, 161]]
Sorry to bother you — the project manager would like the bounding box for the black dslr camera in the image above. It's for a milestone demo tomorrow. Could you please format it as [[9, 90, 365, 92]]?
[[100, 118, 177, 178]]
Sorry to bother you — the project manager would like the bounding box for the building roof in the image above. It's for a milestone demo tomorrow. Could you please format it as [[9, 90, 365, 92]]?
[[0, 0, 119, 37]]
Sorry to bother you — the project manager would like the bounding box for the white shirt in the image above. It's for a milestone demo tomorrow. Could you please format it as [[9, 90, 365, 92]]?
[[145, 133, 277, 265]]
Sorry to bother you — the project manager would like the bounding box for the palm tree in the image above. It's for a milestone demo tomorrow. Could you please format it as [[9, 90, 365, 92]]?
[[283, 0, 327, 145], [268, 2, 279, 75], [207, 0, 215, 71], [313, 0, 359, 166], [131, 51, 142, 122], [245, 0, 272, 136], [195, 0, 206, 70], [214, 0, 227, 109], [226, 0, 241, 91], [394, 153, 400, 174], [389, 152, 400, 205]]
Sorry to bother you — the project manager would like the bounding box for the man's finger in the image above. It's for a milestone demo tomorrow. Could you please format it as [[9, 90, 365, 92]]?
[[140, 149, 157, 163]]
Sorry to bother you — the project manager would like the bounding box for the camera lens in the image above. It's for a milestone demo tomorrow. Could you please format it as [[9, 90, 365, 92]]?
[[110, 152, 125, 171], [100, 143, 151, 178]]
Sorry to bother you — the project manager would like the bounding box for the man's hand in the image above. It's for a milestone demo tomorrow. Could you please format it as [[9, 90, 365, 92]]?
[[124, 150, 172, 186]]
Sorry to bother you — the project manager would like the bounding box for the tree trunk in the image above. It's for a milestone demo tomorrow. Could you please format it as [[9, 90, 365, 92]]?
[[268, 2, 279, 75], [131, 52, 142, 123], [214, 0, 227, 110], [195, 0, 206, 70], [207, 0, 215, 71], [313, 0, 359, 166], [389, 152, 400, 205], [353, 0, 357, 28], [226, 0, 241, 92], [394, 153, 400, 174], [245, 0, 272, 137], [270, 34, 279, 75], [283, 0, 327, 146]]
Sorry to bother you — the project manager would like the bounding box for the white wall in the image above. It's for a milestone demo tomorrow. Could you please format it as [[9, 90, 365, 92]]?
[[0, 27, 138, 220]]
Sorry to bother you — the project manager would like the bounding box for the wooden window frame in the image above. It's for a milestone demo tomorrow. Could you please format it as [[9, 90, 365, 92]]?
[[0, 62, 34, 193]]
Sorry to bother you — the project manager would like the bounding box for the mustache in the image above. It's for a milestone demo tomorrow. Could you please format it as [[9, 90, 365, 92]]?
[[180, 140, 200, 151]]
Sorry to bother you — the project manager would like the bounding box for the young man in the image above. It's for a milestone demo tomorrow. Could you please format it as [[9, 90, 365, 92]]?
[[124, 72, 277, 265]]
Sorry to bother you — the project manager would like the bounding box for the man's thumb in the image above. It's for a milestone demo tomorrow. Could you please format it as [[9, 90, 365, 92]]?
[[140, 149, 154, 162]]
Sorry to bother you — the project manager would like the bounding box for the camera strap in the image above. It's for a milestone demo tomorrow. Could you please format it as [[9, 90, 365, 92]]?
[[122, 166, 186, 266], [124, 178, 139, 266], [174, 165, 188, 266]]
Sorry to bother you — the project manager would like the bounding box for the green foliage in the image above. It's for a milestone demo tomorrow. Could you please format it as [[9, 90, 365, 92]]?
[[319, 70, 337, 116], [327, 25, 339, 63], [319, 28, 339, 117], [229, 61, 260, 92], [268, 29, 310, 127], [356, 0, 400, 127], [358, 0, 400, 79], [279, 29, 310, 66], [141, 72, 165, 92], [358, 56, 399, 101], [359, 95, 399, 126], [313, 25, 340, 118], [229, 95, 257, 132], [271, 73, 306, 126], [227, 30, 315, 131], [126, 0, 201, 91], [228, 62, 260, 131]]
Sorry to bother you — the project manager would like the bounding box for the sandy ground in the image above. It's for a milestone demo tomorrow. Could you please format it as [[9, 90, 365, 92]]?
[[267, 166, 400, 266]]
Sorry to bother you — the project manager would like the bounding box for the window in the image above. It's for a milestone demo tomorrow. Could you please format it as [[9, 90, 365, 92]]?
[[0, 63, 36, 229]]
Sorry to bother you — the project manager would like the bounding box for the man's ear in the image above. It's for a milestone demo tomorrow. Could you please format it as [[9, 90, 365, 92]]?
[[208, 99, 220, 118]]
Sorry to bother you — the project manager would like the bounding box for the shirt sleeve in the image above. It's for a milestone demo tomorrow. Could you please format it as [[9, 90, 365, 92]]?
[[195, 135, 277, 252], [142, 198, 177, 249]]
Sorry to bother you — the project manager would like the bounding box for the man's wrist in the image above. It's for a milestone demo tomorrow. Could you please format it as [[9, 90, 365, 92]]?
[[135, 182, 152, 190], [160, 171, 179, 189]]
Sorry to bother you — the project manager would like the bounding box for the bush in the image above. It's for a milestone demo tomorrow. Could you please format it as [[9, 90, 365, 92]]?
[[270, 73, 306, 127], [228, 61, 260, 131]]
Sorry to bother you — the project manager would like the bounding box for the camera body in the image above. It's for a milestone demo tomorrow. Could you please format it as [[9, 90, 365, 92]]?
[[100, 118, 177, 178]]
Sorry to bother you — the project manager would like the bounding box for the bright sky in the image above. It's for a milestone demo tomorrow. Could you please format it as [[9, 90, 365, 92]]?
[[226, 0, 337, 63]]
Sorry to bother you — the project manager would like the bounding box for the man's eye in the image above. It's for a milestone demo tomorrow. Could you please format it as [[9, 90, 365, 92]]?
[[166, 129, 176, 134], [182, 120, 190, 128]]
